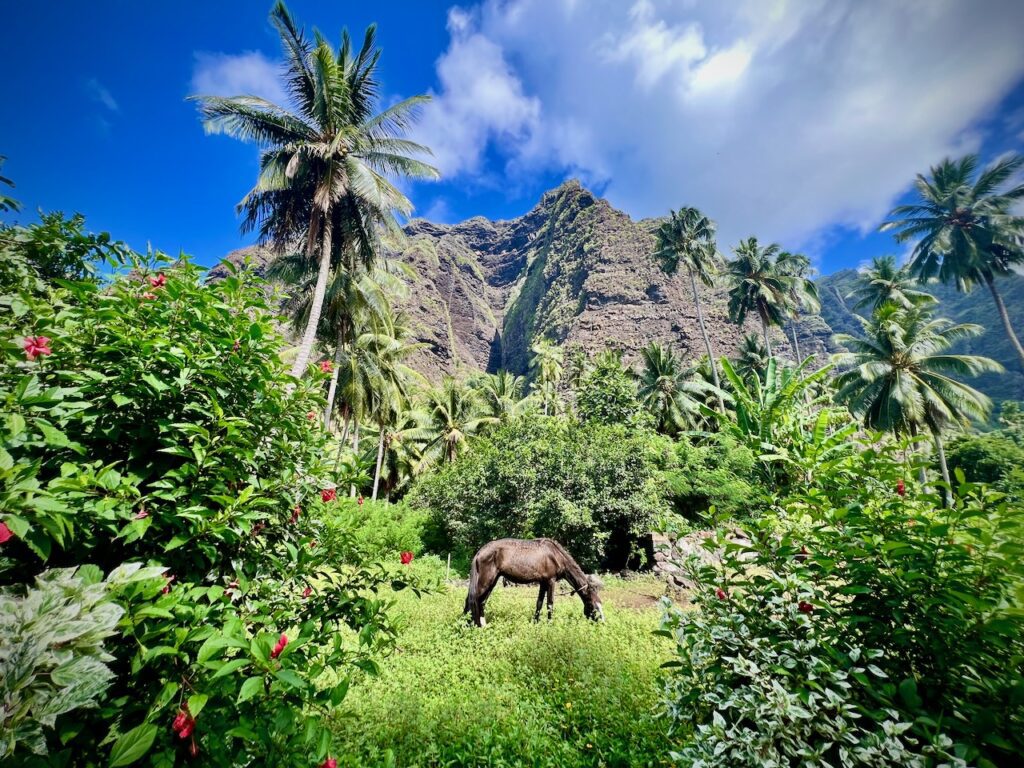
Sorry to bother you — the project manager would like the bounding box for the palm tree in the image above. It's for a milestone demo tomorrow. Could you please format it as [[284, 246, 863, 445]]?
[[0, 157, 20, 213], [734, 334, 771, 383], [725, 237, 791, 357], [776, 251, 819, 361], [833, 304, 1003, 501], [422, 378, 496, 465], [653, 208, 725, 408], [637, 342, 713, 435], [192, 2, 438, 379], [529, 338, 564, 416], [848, 255, 936, 313], [881, 153, 1024, 370], [474, 371, 527, 424]]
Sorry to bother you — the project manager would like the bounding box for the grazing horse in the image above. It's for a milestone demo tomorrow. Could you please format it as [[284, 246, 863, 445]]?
[[464, 538, 604, 627]]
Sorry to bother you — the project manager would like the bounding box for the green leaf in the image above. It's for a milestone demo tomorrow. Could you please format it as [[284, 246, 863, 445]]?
[[187, 694, 208, 718], [238, 676, 263, 704], [109, 723, 158, 767], [210, 658, 251, 679]]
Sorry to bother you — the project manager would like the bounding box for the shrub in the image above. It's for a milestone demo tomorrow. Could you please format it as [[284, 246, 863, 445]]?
[[663, 432, 766, 524], [574, 352, 651, 428], [946, 430, 1024, 499], [0, 233, 409, 766], [663, 436, 1024, 766], [318, 497, 428, 561], [410, 415, 671, 570]]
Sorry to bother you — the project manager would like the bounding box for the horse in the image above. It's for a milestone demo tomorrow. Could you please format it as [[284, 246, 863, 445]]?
[[463, 538, 604, 627]]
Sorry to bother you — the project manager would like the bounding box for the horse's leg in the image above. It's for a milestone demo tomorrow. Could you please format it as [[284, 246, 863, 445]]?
[[533, 582, 547, 622], [476, 571, 501, 627], [546, 578, 556, 621]]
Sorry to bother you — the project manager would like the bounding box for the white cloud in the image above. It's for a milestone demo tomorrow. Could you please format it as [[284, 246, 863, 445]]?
[[191, 51, 288, 106], [416, 0, 1024, 255], [86, 79, 118, 112], [411, 9, 541, 179]]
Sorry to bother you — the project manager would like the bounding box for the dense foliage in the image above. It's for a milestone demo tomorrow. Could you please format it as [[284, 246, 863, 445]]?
[[410, 416, 671, 570], [0, 217, 410, 766]]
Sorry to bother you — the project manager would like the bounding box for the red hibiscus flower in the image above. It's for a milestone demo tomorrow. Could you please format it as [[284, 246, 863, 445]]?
[[798, 600, 814, 614], [321, 488, 337, 503], [715, 587, 728, 600], [307, 410, 318, 421], [320, 758, 338, 768], [0, 522, 13, 545], [270, 633, 288, 659], [400, 551, 414, 565], [148, 273, 167, 288], [189, 740, 200, 758], [302, 586, 312, 598], [23, 336, 52, 361], [291, 505, 301, 523], [358, 495, 364, 506], [896, 479, 906, 497], [172, 709, 195, 739], [162, 574, 175, 594], [319, 359, 333, 373]]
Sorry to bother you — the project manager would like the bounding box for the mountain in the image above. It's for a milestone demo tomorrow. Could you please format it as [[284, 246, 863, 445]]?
[[817, 269, 1024, 404], [212, 180, 1023, 405], [387, 180, 826, 379]]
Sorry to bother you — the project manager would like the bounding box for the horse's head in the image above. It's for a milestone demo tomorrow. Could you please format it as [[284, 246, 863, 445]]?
[[582, 575, 605, 622]]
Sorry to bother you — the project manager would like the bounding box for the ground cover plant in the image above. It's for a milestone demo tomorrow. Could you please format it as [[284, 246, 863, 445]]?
[[328, 574, 675, 768]]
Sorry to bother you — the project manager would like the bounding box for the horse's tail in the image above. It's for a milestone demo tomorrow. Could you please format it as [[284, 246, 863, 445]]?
[[465, 554, 480, 618]]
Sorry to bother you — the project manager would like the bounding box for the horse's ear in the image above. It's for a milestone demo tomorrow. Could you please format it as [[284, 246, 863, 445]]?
[[587, 575, 603, 591]]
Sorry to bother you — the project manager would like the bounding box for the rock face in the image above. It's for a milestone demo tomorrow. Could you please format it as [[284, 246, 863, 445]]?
[[388, 180, 831, 380], [214, 180, 836, 380]]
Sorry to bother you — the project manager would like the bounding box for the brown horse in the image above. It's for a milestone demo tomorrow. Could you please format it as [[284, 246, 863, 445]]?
[[464, 538, 604, 627]]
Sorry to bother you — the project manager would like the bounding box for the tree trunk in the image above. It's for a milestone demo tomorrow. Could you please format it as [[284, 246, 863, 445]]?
[[289, 212, 331, 379], [350, 418, 360, 498], [372, 427, 386, 501], [333, 413, 350, 474], [984, 272, 1024, 372], [934, 430, 952, 508], [759, 310, 773, 357], [689, 268, 725, 412], [789, 319, 802, 362], [909, 423, 928, 486], [323, 325, 345, 430]]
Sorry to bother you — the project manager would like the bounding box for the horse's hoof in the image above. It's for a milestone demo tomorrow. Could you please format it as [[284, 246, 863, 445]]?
[[479, 617, 487, 627]]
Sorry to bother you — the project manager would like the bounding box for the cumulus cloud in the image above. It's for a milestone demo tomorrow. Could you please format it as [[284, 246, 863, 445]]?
[[415, 0, 1024, 252], [191, 51, 288, 106]]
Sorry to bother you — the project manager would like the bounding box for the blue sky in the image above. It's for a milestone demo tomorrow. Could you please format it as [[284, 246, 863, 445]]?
[[3, 0, 1024, 275]]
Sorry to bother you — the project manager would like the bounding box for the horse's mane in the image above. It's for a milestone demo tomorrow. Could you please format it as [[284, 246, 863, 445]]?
[[542, 539, 592, 593]]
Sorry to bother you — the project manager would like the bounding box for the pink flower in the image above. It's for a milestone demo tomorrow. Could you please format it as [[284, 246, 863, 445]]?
[[148, 273, 167, 288], [232, 339, 241, 352], [270, 633, 288, 659], [142, 291, 158, 300], [134, 509, 149, 520], [162, 574, 175, 595], [177, 719, 195, 739], [291, 506, 301, 523], [896, 479, 906, 497], [320, 758, 338, 768], [715, 587, 727, 600], [189, 740, 199, 758], [307, 411, 318, 421], [798, 600, 814, 614], [400, 551, 414, 565], [302, 586, 312, 598], [358, 495, 364, 506], [0, 522, 13, 545], [23, 336, 52, 361], [319, 359, 333, 373], [172, 711, 189, 733], [321, 488, 337, 503]]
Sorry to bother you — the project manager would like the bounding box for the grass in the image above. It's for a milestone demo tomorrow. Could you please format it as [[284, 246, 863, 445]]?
[[329, 574, 678, 768]]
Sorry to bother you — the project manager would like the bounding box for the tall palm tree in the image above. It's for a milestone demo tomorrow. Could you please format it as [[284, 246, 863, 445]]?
[[776, 251, 819, 361], [637, 342, 713, 435], [833, 304, 1003, 500], [653, 208, 725, 408], [474, 371, 527, 424], [0, 157, 20, 213], [422, 378, 496, 465], [529, 338, 564, 416], [848, 255, 936, 313], [725, 237, 791, 357], [880, 153, 1024, 370], [192, 2, 438, 379]]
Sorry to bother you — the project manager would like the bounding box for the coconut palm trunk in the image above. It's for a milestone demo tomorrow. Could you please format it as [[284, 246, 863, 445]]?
[[933, 430, 952, 508], [789, 320, 802, 362], [350, 418, 361, 497], [984, 272, 1024, 372], [290, 215, 331, 379], [372, 427, 386, 501], [323, 326, 345, 429], [688, 268, 725, 411]]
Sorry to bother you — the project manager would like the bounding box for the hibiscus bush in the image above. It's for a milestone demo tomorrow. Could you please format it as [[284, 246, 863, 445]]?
[[662, 435, 1024, 767], [0, 217, 410, 766]]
